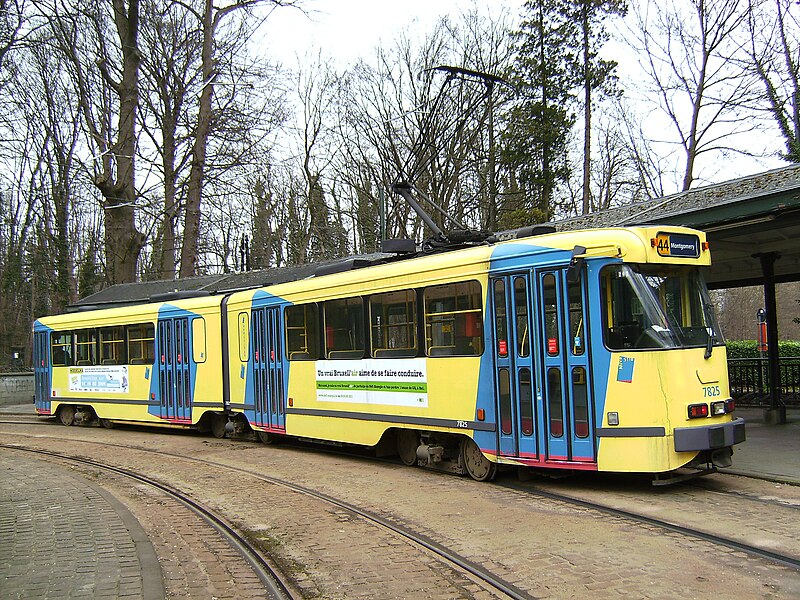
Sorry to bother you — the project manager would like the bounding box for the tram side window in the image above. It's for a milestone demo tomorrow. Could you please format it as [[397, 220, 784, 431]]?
[[424, 281, 483, 357], [567, 280, 585, 356], [75, 329, 97, 365], [602, 269, 644, 350], [192, 317, 207, 363], [51, 332, 73, 366], [100, 326, 126, 365], [286, 304, 319, 360], [127, 323, 155, 365], [370, 290, 417, 358], [542, 274, 559, 356], [324, 297, 365, 359]]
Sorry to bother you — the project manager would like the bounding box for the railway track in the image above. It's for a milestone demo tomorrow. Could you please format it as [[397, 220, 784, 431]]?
[[0, 418, 55, 426], [503, 480, 800, 571], [2, 437, 531, 600], [4, 424, 800, 590], [2, 444, 296, 600]]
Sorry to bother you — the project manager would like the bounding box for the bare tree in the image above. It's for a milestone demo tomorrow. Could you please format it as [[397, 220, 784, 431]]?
[[631, 0, 758, 191], [138, 0, 202, 280], [179, 0, 299, 277], [338, 15, 514, 244], [47, 0, 145, 284], [747, 0, 800, 162]]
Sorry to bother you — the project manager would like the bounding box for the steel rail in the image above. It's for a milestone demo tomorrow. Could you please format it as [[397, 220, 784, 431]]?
[[1, 444, 296, 600], [503, 481, 800, 572], [10, 427, 800, 589], [1, 436, 532, 600]]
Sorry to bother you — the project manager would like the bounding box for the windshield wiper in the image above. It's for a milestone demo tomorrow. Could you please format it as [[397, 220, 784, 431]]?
[[704, 330, 715, 359]]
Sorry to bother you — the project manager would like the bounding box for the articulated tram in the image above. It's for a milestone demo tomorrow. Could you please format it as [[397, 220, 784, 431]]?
[[33, 225, 745, 481]]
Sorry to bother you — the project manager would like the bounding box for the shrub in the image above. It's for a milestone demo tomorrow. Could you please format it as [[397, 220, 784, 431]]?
[[725, 339, 800, 358]]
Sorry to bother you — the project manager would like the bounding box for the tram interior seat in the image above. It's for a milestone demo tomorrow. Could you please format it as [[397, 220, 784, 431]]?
[[76, 360, 92, 366], [428, 346, 455, 357], [289, 351, 311, 360], [130, 358, 149, 365], [102, 359, 118, 365], [373, 348, 416, 358], [327, 350, 364, 359]]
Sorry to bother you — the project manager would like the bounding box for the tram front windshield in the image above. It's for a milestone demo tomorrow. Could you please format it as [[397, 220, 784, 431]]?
[[602, 264, 723, 351]]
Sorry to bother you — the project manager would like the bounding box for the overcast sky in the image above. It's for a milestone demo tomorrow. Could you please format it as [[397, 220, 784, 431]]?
[[258, 0, 785, 185], [261, 0, 524, 66]]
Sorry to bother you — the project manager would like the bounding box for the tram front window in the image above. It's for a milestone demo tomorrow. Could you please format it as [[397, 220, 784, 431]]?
[[601, 264, 723, 351]]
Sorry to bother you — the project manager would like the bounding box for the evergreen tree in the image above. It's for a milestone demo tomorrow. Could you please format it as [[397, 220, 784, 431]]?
[[566, 0, 626, 214], [503, 0, 577, 224]]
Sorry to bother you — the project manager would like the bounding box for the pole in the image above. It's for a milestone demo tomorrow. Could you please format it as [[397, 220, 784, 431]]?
[[755, 252, 786, 424]]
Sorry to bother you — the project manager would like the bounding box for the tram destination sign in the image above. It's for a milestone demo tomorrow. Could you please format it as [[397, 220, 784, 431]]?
[[655, 232, 701, 258]]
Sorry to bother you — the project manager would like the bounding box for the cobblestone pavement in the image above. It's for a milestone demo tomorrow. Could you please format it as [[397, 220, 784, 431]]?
[[0, 449, 163, 600], [4, 411, 800, 599]]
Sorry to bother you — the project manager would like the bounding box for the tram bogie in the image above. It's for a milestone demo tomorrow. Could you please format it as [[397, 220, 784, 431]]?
[[32, 225, 745, 481]]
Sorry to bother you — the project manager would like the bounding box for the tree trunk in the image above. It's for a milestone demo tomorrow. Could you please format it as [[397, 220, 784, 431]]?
[[102, 0, 144, 284], [581, 2, 591, 215], [180, 0, 214, 278]]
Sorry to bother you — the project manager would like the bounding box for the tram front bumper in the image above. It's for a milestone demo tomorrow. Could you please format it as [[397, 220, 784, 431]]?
[[673, 417, 746, 452]]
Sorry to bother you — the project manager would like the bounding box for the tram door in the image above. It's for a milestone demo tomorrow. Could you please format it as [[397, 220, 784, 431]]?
[[252, 307, 285, 431], [536, 269, 595, 462], [491, 274, 538, 459], [157, 317, 192, 422], [33, 331, 51, 414]]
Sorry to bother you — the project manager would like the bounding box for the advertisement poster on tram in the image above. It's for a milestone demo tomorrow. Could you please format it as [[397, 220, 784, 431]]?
[[68, 365, 130, 394], [315, 359, 428, 407]]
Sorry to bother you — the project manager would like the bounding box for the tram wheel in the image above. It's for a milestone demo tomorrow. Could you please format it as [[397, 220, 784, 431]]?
[[58, 405, 75, 427], [210, 414, 227, 439], [396, 429, 419, 466], [257, 431, 273, 445], [100, 419, 115, 429], [460, 437, 497, 482]]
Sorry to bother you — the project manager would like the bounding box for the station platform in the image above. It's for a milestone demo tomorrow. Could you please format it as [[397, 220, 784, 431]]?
[[721, 406, 800, 485]]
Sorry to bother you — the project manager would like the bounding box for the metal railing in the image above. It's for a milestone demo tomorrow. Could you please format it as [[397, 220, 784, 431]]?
[[728, 357, 800, 406]]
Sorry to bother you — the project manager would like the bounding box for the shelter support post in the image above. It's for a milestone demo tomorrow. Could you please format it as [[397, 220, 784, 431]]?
[[754, 252, 786, 424]]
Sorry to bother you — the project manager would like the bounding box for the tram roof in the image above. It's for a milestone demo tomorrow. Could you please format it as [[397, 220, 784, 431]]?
[[72, 163, 800, 309], [69, 254, 399, 310]]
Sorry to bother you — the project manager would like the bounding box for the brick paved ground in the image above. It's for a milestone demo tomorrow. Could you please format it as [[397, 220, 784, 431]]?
[[0, 449, 163, 600], [3, 403, 800, 599]]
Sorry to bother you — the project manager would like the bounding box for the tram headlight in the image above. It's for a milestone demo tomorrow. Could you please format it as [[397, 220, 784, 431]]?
[[710, 401, 726, 416], [688, 403, 709, 418]]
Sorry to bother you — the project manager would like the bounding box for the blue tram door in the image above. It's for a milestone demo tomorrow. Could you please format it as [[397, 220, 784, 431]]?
[[535, 269, 596, 463], [491, 274, 539, 460], [157, 317, 192, 422], [252, 307, 285, 432], [33, 331, 51, 414]]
